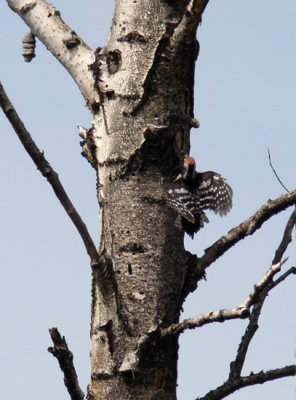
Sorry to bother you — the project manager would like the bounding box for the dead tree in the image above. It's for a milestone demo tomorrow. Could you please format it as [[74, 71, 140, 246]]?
[[1, 1, 295, 399]]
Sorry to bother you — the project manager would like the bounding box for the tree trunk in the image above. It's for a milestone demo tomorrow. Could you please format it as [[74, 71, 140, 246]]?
[[5, 0, 205, 398], [88, 1, 201, 399], [4, 1, 296, 399]]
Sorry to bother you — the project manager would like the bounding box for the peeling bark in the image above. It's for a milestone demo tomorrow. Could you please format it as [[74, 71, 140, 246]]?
[[4, 0, 296, 399], [88, 1, 201, 398], [4, 1, 210, 399]]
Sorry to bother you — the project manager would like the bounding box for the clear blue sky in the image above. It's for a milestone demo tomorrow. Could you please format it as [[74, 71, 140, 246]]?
[[0, 1, 295, 399]]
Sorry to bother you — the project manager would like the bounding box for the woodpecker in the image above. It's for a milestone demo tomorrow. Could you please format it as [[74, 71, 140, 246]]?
[[166, 156, 233, 237]]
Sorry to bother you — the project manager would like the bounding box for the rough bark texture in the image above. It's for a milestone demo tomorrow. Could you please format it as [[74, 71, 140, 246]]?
[[88, 1, 200, 399], [6, 0, 205, 398], [4, 1, 296, 399]]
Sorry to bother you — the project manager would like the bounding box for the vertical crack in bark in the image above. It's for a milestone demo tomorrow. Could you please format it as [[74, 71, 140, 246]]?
[[88, 1, 202, 397], [129, 22, 178, 116]]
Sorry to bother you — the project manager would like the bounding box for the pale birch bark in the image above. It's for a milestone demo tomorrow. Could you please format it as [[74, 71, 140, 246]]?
[[5, 1, 295, 399], [7, 0, 99, 107], [88, 2, 202, 397], [6, 0, 204, 398]]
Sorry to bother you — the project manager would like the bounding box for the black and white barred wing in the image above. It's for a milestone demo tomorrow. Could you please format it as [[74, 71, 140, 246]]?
[[195, 172, 233, 216], [166, 183, 196, 223]]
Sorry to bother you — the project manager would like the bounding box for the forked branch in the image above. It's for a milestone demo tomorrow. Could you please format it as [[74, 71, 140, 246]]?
[[48, 328, 85, 400], [228, 264, 296, 386], [162, 260, 285, 338], [197, 210, 296, 399], [198, 365, 296, 400]]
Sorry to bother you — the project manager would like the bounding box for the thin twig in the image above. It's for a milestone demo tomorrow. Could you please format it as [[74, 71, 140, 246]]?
[[228, 211, 296, 382], [229, 213, 296, 383], [229, 292, 266, 382], [194, 263, 296, 400], [48, 328, 85, 400], [272, 266, 296, 289], [272, 208, 296, 265], [199, 268, 295, 400], [268, 148, 289, 192], [198, 365, 296, 400], [197, 189, 296, 273], [161, 308, 249, 337], [239, 365, 296, 388], [197, 212, 296, 399], [166, 212, 296, 397], [239, 260, 284, 309], [0, 81, 99, 265], [162, 260, 284, 338]]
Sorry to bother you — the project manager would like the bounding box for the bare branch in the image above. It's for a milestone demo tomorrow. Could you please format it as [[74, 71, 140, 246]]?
[[173, 209, 295, 340], [240, 365, 296, 388], [6, 0, 99, 107], [268, 148, 289, 192], [162, 205, 296, 398], [197, 190, 296, 273], [0, 81, 99, 265], [272, 208, 296, 265], [48, 328, 85, 400], [162, 308, 249, 337], [198, 365, 296, 400], [239, 261, 284, 309], [163, 260, 285, 338], [191, 261, 296, 399], [230, 263, 292, 381], [272, 266, 296, 289], [229, 293, 266, 382], [227, 211, 296, 386], [160, 253, 295, 398]]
